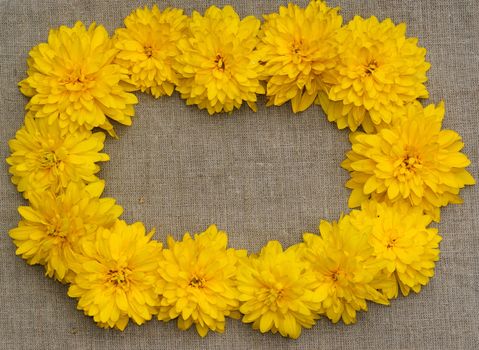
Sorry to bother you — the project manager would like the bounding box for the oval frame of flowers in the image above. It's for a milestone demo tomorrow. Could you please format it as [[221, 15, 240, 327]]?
[[7, 0, 475, 340]]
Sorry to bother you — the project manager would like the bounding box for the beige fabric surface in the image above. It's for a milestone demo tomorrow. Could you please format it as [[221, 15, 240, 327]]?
[[1, 0, 478, 349]]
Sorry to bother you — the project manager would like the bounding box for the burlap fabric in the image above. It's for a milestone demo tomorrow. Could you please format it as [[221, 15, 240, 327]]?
[[1, 1, 478, 349]]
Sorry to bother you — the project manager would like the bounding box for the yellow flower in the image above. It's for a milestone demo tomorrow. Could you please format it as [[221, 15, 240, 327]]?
[[7, 113, 109, 198], [156, 225, 246, 337], [174, 5, 264, 114], [350, 200, 442, 297], [318, 16, 430, 132], [237, 241, 320, 339], [114, 6, 188, 98], [19, 21, 138, 136], [342, 102, 475, 221], [9, 181, 122, 283], [257, 0, 342, 113], [300, 216, 389, 324], [68, 220, 162, 330]]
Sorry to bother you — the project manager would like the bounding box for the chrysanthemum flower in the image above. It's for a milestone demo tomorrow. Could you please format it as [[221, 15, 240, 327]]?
[[9, 181, 122, 283], [7, 113, 109, 198], [156, 225, 246, 337], [114, 6, 188, 98], [257, 0, 342, 113], [174, 5, 264, 114], [342, 102, 475, 221], [19, 21, 138, 135], [318, 16, 430, 132], [300, 216, 389, 324], [350, 200, 442, 297], [237, 241, 320, 339], [68, 220, 162, 330]]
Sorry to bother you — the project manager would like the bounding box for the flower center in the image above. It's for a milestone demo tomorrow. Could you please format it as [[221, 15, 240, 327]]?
[[108, 268, 131, 286], [144, 45, 153, 58], [387, 239, 397, 249], [189, 276, 206, 288], [364, 59, 379, 76], [45, 214, 72, 241], [330, 269, 342, 282], [40, 151, 59, 169], [265, 286, 285, 305], [385, 229, 399, 248], [291, 39, 304, 55], [394, 153, 423, 180], [46, 223, 65, 238], [67, 73, 85, 84], [214, 54, 225, 71], [61, 68, 93, 91]]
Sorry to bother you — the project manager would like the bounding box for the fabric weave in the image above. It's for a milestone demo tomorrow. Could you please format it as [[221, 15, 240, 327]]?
[[0, 1, 478, 349]]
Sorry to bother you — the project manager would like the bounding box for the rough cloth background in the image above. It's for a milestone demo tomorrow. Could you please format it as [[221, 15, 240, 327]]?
[[0, 0, 478, 349]]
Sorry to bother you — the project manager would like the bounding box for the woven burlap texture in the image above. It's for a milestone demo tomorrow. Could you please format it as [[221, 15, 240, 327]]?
[[0, 1, 478, 349]]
